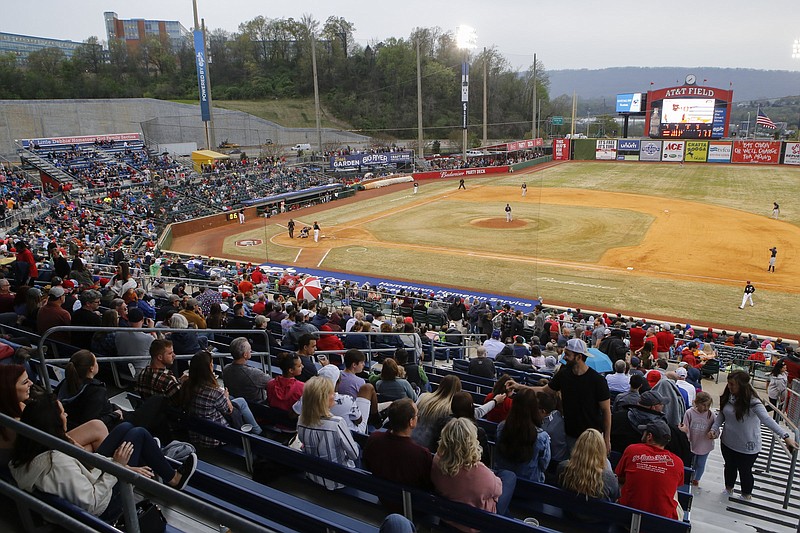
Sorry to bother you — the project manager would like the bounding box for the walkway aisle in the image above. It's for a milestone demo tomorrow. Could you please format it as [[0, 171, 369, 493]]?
[[689, 421, 798, 532]]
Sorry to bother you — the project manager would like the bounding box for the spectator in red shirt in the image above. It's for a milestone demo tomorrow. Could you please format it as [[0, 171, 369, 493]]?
[[628, 321, 646, 352], [644, 328, 660, 360], [616, 419, 684, 519], [13, 240, 38, 285], [655, 324, 675, 358], [237, 275, 253, 296]]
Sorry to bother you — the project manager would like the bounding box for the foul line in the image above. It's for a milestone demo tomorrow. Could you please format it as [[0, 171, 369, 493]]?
[[317, 249, 331, 267], [293, 249, 302, 263]]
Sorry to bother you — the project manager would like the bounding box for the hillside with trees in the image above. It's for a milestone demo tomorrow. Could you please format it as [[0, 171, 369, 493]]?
[[0, 16, 548, 144]]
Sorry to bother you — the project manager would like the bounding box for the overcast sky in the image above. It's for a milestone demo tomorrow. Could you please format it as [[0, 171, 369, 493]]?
[[4, 0, 800, 72]]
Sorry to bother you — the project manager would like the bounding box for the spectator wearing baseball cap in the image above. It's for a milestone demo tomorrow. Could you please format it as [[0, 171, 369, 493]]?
[[515, 337, 612, 453], [115, 306, 156, 376], [674, 367, 696, 407], [610, 388, 691, 464], [482, 330, 506, 359], [615, 418, 685, 519], [37, 285, 71, 342]]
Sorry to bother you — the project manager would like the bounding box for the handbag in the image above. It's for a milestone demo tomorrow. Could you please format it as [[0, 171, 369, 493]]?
[[116, 500, 167, 533]]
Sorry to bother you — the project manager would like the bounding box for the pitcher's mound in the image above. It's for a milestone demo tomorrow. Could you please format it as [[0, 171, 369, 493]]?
[[470, 217, 528, 229]]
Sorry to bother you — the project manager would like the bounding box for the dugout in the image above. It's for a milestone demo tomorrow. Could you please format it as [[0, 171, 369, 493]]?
[[246, 184, 346, 217], [191, 149, 230, 172]]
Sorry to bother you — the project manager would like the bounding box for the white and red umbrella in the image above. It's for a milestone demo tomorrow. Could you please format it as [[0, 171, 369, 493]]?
[[294, 276, 322, 301]]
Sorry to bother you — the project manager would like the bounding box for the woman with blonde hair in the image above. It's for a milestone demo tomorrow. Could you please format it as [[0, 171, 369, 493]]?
[[557, 428, 619, 500], [297, 376, 360, 490], [431, 418, 516, 530]]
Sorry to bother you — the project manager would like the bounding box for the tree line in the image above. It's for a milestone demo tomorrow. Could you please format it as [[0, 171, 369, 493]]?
[[0, 15, 552, 143]]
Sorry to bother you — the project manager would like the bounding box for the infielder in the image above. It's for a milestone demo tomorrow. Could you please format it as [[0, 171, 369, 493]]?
[[772, 202, 780, 219], [521, 183, 527, 196], [739, 281, 755, 309], [768, 247, 777, 272]]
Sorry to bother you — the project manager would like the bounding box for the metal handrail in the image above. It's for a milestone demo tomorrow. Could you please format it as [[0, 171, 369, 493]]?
[[762, 391, 799, 509], [36, 326, 274, 393], [0, 412, 270, 533]]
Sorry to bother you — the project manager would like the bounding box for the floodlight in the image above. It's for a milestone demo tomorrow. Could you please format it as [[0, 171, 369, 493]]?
[[456, 25, 478, 50]]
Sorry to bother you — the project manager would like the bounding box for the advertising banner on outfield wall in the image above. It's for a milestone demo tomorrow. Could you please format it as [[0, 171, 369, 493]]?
[[617, 139, 640, 161], [707, 142, 732, 162], [639, 140, 662, 161], [20, 133, 141, 149], [782, 142, 800, 165], [662, 141, 685, 162], [507, 139, 544, 151], [412, 166, 510, 180], [684, 141, 708, 162], [596, 139, 617, 160], [330, 151, 413, 169], [732, 141, 781, 164], [553, 139, 570, 160]]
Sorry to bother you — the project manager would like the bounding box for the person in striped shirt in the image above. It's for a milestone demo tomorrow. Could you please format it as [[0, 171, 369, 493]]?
[[297, 376, 360, 490]]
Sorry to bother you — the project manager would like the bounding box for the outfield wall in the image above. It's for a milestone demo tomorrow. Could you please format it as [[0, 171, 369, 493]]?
[[558, 138, 800, 165]]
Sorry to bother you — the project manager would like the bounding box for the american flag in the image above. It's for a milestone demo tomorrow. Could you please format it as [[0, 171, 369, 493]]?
[[756, 110, 777, 129]]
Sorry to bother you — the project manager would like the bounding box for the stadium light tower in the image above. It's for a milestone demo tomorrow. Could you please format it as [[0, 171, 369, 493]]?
[[456, 25, 477, 161]]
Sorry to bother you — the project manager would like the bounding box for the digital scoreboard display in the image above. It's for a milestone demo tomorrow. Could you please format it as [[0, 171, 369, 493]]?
[[646, 86, 732, 140]]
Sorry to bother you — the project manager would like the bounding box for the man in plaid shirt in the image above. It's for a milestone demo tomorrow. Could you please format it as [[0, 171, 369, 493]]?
[[136, 339, 185, 404]]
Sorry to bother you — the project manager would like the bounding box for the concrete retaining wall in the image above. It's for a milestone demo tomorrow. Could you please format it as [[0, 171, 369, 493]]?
[[0, 99, 370, 159]]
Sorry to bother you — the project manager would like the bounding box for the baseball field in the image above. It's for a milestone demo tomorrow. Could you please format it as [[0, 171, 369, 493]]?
[[169, 161, 800, 338]]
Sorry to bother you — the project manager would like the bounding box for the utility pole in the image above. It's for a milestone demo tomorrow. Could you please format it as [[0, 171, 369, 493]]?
[[416, 38, 424, 159], [311, 32, 322, 154], [482, 47, 488, 146], [531, 53, 537, 140]]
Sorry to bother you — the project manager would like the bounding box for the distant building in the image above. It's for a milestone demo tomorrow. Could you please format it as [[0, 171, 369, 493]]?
[[0, 32, 95, 65], [104, 12, 190, 52]]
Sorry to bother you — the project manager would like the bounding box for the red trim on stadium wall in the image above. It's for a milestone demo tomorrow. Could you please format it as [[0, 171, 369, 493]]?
[[412, 166, 510, 181], [731, 141, 781, 164]]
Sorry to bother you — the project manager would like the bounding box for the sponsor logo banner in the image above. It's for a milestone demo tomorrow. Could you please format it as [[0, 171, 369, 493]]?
[[330, 151, 413, 169], [595, 139, 617, 160], [617, 154, 640, 161], [732, 141, 781, 164], [618, 140, 640, 151], [639, 140, 662, 161], [553, 139, 570, 160], [507, 139, 543, 151], [784, 142, 800, 165], [707, 142, 732, 162], [412, 166, 510, 180], [193, 30, 211, 122], [684, 141, 708, 162], [616, 93, 642, 113], [21, 133, 141, 149], [662, 140, 685, 162]]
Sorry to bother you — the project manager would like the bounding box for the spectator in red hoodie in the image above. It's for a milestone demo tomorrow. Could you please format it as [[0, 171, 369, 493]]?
[[316, 324, 344, 365], [266, 353, 305, 413]]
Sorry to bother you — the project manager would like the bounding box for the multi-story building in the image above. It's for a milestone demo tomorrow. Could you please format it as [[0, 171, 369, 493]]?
[[0, 32, 95, 65], [104, 11, 190, 52]]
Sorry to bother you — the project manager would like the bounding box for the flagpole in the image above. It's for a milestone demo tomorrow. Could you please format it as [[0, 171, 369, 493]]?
[[754, 104, 760, 139]]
